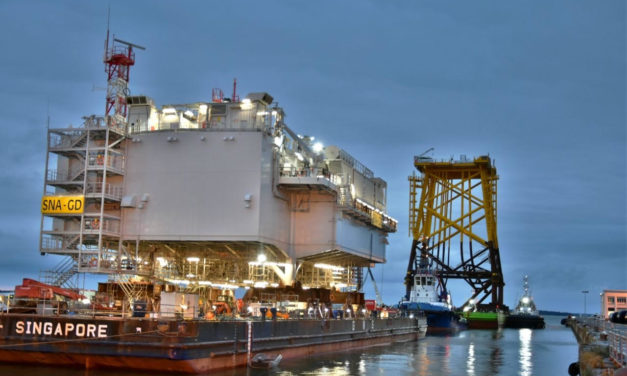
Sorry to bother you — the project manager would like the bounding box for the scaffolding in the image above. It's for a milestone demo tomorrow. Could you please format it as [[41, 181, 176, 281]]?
[[39, 35, 144, 283]]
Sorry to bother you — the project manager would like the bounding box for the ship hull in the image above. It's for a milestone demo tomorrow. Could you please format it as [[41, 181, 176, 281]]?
[[425, 310, 465, 333], [0, 314, 424, 373], [505, 314, 545, 329], [401, 302, 464, 334], [464, 311, 506, 330]]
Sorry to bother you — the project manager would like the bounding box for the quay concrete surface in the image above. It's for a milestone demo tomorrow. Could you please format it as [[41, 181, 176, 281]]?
[[568, 316, 627, 375]]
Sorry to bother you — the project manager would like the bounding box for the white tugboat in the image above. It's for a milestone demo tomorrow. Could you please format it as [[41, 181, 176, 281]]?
[[399, 264, 465, 333], [505, 276, 545, 329]]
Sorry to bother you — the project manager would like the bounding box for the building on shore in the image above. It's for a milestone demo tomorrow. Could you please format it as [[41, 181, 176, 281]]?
[[600, 289, 627, 318]]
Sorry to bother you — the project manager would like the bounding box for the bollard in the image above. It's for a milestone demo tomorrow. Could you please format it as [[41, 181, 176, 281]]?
[[259, 307, 267, 321]]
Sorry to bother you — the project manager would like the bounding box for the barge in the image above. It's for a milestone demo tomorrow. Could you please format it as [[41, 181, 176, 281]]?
[[0, 313, 424, 373], [0, 30, 426, 372], [463, 310, 506, 330]]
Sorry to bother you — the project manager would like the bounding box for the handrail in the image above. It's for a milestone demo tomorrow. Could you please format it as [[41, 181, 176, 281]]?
[[83, 218, 120, 233], [87, 154, 125, 171], [85, 182, 123, 199], [580, 316, 627, 367], [47, 168, 84, 182]]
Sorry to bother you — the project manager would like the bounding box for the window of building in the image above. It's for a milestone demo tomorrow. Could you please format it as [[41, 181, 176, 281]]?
[[617, 297, 626, 304], [608, 296, 615, 304]]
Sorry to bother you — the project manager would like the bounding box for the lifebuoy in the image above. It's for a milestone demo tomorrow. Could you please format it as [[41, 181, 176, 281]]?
[[330, 293, 335, 301], [89, 258, 98, 267]]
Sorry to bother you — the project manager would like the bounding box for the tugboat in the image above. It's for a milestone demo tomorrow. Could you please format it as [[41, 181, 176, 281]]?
[[400, 268, 464, 333], [505, 276, 545, 329]]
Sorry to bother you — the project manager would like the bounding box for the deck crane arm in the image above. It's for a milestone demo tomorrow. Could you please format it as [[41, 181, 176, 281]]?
[[366, 267, 383, 307]]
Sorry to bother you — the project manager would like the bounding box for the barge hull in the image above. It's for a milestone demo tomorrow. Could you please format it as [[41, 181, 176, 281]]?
[[0, 331, 420, 373], [0, 314, 424, 373]]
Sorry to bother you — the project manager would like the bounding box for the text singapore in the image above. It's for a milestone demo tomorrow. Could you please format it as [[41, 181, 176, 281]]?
[[15, 320, 108, 338]]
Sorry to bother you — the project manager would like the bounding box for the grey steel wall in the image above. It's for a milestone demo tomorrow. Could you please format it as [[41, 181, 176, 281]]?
[[121, 129, 387, 263], [122, 130, 263, 241]]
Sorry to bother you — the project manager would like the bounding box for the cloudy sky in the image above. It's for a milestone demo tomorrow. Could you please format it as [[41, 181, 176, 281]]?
[[0, 1, 624, 313]]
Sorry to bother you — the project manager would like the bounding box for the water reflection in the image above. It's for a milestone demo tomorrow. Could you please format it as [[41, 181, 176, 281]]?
[[415, 337, 428, 375], [358, 359, 365, 374], [466, 342, 475, 376], [519, 328, 533, 376], [442, 340, 451, 375]]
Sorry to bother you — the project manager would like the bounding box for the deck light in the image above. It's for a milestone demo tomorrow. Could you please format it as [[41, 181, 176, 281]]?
[[156, 257, 168, 267], [257, 254, 267, 263], [241, 98, 253, 110], [314, 263, 345, 271], [313, 142, 324, 153], [274, 135, 284, 147], [187, 257, 200, 263]]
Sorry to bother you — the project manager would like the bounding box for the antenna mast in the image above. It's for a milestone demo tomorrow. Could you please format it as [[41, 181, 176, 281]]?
[[103, 17, 145, 128], [232, 78, 240, 102]]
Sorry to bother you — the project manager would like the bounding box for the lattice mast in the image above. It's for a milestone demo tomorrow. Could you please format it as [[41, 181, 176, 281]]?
[[90, 25, 144, 272], [103, 27, 144, 126], [405, 155, 505, 308]]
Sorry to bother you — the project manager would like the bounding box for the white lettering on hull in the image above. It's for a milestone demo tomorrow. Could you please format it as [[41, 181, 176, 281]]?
[[14, 320, 108, 338]]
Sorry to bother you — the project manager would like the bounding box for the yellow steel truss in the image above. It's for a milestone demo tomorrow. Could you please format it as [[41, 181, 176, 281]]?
[[408, 155, 504, 307]]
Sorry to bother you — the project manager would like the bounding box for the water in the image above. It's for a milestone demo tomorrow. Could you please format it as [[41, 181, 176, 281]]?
[[0, 316, 578, 376]]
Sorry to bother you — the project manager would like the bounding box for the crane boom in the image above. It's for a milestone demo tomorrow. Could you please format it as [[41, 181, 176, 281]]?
[[366, 268, 382, 307]]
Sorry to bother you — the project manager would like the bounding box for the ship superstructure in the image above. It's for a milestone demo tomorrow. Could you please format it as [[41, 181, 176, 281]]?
[[40, 87, 397, 299]]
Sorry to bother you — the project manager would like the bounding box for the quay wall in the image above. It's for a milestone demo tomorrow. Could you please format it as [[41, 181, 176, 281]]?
[[568, 317, 627, 374]]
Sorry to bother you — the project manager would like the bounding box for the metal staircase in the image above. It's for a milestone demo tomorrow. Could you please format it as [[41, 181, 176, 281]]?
[[40, 256, 78, 289], [41, 114, 127, 274], [114, 274, 148, 304]]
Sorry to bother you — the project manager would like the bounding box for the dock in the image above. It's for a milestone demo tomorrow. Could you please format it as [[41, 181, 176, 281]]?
[[568, 316, 627, 375]]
